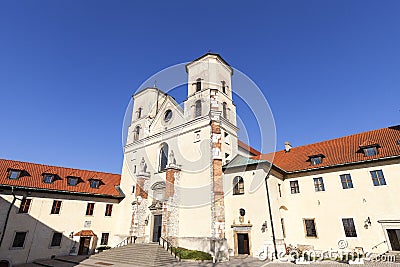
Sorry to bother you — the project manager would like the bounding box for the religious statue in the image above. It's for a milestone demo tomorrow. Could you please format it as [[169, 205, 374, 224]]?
[[168, 150, 176, 166], [139, 157, 147, 173]]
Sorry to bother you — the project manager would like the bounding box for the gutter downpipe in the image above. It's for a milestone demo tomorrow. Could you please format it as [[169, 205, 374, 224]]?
[[0, 186, 17, 247], [265, 173, 278, 260]]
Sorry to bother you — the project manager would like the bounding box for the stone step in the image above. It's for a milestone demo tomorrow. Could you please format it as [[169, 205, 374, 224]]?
[[87, 243, 179, 266]]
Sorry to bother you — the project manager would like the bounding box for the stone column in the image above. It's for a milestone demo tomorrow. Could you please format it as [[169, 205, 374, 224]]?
[[210, 89, 228, 261], [162, 163, 181, 246], [131, 158, 150, 242]]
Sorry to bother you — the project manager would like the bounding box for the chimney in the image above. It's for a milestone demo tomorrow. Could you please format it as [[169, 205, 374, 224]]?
[[284, 142, 292, 152]]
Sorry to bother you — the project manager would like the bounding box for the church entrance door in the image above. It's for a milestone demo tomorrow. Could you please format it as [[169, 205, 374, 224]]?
[[237, 233, 249, 254], [152, 214, 162, 242]]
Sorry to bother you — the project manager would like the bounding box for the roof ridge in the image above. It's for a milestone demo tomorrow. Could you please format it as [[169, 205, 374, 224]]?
[[0, 158, 121, 176], [272, 125, 399, 154]]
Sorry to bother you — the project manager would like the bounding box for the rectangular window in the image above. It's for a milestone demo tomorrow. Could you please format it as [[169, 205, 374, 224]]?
[[50, 232, 62, 247], [105, 204, 113, 217], [89, 180, 100, 189], [278, 184, 282, 197], [132, 185, 135, 194], [340, 174, 353, 189], [290, 181, 300, 194], [342, 218, 357, 237], [304, 219, 317, 237], [370, 170, 386, 186], [313, 177, 325, 192], [8, 170, 21, 180], [43, 174, 54, 184], [86, 203, 95, 216], [51, 200, 62, 214], [100, 233, 109, 245], [18, 198, 31, 214], [12, 232, 27, 248], [67, 177, 78, 186], [310, 157, 322, 166], [364, 147, 378, 157]]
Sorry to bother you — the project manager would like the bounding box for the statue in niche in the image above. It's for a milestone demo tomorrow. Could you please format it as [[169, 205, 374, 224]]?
[[139, 157, 147, 173], [169, 150, 176, 166]]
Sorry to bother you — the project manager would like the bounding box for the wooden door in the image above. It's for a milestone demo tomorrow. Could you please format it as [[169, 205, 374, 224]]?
[[237, 233, 250, 255], [78, 237, 91, 255]]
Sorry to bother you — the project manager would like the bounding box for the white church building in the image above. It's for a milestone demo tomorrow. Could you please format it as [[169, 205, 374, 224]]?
[[1, 53, 400, 265]]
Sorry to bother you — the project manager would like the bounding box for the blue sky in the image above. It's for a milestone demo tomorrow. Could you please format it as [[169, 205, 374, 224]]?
[[0, 0, 399, 173]]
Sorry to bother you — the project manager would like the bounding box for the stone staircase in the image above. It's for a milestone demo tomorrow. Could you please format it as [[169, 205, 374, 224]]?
[[90, 243, 179, 267]]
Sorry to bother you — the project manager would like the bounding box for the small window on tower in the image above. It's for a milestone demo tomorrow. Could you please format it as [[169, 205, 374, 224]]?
[[137, 108, 142, 119], [222, 102, 228, 119], [221, 81, 226, 94], [195, 100, 202, 117], [134, 125, 140, 141], [196, 78, 202, 92]]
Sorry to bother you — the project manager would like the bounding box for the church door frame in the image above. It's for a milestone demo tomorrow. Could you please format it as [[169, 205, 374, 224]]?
[[233, 230, 252, 256]]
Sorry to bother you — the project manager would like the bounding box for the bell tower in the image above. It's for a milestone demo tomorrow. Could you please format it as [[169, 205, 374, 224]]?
[[183, 53, 237, 127]]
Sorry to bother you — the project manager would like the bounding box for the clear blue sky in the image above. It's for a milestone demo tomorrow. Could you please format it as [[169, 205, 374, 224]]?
[[1, 0, 399, 174]]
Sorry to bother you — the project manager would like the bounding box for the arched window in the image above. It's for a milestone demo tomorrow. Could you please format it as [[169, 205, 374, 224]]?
[[221, 81, 226, 94], [137, 108, 142, 119], [133, 125, 140, 141], [195, 100, 202, 118], [233, 176, 244, 195], [159, 143, 169, 172], [222, 102, 227, 119], [196, 78, 202, 92]]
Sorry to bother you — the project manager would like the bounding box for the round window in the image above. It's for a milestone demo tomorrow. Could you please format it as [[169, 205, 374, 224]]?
[[164, 110, 172, 122]]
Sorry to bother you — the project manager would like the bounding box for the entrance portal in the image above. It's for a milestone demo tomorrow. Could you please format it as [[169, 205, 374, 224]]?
[[237, 233, 250, 255], [387, 229, 400, 251], [78, 237, 91, 255], [152, 214, 162, 242]]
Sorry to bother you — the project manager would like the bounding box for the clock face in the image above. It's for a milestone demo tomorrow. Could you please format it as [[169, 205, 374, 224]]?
[[164, 110, 172, 122]]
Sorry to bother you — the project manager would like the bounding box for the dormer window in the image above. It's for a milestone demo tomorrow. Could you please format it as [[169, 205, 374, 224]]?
[[89, 179, 100, 189], [363, 146, 378, 157], [67, 176, 79, 186], [8, 169, 21, 180], [359, 140, 380, 157], [309, 154, 325, 166], [43, 174, 55, 184]]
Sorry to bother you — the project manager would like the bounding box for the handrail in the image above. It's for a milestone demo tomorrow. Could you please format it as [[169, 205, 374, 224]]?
[[372, 240, 387, 250], [158, 236, 181, 261], [115, 236, 136, 248]]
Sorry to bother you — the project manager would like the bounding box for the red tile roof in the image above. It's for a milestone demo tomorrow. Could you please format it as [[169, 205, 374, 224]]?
[[74, 230, 97, 237], [238, 140, 261, 156], [254, 125, 400, 173], [0, 159, 122, 198]]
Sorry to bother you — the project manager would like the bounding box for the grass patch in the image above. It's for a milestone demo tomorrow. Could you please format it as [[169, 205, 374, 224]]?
[[172, 247, 212, 261]]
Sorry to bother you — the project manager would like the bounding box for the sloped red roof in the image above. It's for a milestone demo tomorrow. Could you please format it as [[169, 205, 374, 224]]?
[[238, 140, 261, 156], [0, 159, 122, 198], [74, 230, 97, 237], [254, 125, 400, 173]]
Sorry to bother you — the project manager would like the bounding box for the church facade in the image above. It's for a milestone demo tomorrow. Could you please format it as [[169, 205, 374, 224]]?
[[1, 53, 400, 265]]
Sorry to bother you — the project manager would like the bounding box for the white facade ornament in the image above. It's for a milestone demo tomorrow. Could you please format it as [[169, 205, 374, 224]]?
[[168, 150, 176, 166]]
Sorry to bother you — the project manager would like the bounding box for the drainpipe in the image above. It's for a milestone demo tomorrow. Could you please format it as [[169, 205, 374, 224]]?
[[0, 187, 17, 247], [265, 174, 278, 260]]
